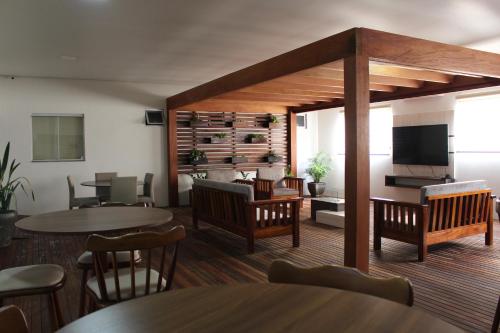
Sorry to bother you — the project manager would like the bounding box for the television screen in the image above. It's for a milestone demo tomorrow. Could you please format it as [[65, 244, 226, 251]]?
[[393, 124, 448, 166]]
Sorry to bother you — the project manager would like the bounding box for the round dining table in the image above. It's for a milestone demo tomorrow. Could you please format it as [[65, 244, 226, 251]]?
[[56, 283, 463, 333], [80, 180, 144, 187], [15, 207, 173, 234]]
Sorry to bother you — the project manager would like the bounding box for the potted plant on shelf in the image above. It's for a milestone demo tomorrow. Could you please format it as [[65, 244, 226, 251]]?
[[247, 134, 266, 144], [0, 142, 34, 247], [231, 155, 248, 164], [210, 133, 229, 144], [267, 115, 280, 129], [188, 148, 208, 165], [266, 150, 282, 163], [306, 152, 332, 197], [190, 112, 208, 127]]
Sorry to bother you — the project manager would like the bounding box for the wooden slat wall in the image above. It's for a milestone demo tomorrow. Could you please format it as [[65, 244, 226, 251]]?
[[176, 111, 288, 174]]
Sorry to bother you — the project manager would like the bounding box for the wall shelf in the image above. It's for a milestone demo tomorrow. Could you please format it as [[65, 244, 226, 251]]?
[[385, 175, 454, 189]]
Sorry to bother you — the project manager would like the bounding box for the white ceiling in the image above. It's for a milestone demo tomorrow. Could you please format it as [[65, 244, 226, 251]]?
[[1, 0, 500, 93]]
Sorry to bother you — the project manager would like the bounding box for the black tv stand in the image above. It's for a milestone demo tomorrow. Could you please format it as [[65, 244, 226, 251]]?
[[385, 175, 454, 189]]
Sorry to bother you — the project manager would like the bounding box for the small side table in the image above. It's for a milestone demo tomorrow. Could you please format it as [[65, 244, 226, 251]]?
[[311, 197, 345, 220]]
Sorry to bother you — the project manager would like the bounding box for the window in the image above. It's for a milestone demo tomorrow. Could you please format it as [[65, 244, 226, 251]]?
[[32, 114, 85, 161], [335, 106, 393, 155], [455, 94, 500, 152]]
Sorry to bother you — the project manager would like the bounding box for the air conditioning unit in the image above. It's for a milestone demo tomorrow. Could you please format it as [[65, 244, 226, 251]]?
[[145, 110, 165, 126]]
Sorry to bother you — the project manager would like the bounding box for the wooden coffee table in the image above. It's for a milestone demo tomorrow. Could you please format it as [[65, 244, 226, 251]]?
[[57, 283, 463, 333]]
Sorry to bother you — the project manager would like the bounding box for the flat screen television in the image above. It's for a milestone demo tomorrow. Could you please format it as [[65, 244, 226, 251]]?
[[392, 124, 448, 166]]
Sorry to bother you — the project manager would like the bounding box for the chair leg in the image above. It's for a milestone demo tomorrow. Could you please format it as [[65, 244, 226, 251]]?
[[48, 291, 64, 330], [247, 236, 255, 254], [79, 268, 89, 317], [418, 243, 427, 262]]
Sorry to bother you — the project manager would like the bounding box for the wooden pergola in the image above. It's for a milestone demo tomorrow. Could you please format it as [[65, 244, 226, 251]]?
[[166, 27, 500, 272]]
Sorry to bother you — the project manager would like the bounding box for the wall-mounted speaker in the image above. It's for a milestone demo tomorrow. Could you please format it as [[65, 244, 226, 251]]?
[[145, 110, 165, 126]]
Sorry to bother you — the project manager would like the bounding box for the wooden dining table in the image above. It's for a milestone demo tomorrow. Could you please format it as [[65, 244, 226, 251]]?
[[15, 207, 173, 235], [57, 283, 464, 333], [80, 180, 144, 187]]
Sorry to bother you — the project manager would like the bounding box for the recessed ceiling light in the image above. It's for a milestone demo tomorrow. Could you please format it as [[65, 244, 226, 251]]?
[[60, 55, 78, 61]]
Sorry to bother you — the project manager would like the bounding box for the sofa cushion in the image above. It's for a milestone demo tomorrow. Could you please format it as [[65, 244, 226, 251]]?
[[193, 179, 254, 202], [206, 169, 237, 183], [420, 180, 489, 204], [273, 188, 299, 196], [257, 167, 285, 187]]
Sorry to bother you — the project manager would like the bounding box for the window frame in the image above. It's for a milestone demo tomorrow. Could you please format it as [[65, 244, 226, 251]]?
[[31, 113, 86, 162]]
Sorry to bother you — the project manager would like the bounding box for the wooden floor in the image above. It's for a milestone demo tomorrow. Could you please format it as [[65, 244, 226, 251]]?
[[1, 200, 499, 332]]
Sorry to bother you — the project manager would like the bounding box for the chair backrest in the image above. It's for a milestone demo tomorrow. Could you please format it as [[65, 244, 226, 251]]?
[[206, 169, 237, 183], [95, 172, 118, 181], [86, 226, 186, 303], [193, 179, 254, 201], [67, 175, 75, 201], [110, 176, 138, 205], [0, 305, 29, 333], [268, 260, 414, 306], [420, 180, 488, 204], [257, 167, 285, 187], [143, 173, 154, 198]]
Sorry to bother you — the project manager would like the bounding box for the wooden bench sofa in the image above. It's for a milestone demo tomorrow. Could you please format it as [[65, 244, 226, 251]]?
[[371, 180, 494, 261], [192, 179, 302, 253]]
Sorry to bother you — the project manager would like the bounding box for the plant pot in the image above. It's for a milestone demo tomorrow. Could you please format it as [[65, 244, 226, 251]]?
[[308, 182, 326, 197], [231, 156, 248, 164], [190, 157, 208, 165], [250, 137, 266, 144], [232, 121, 249, 128], [190, 120, 209, 128], [267, 156, 282, 163], [267, 122, 280, 129], [0, 210, 17, 248], [210, 137, 229, 144]]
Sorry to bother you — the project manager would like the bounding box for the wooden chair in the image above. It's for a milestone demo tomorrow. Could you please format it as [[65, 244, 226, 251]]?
[[84, 226, 186, 311], [95, 172, 117, 202], [0, 264, 66, 330], [0, 305, 29, 333], [493, 296, 500, 333], [110, 176, 138, 205], [254, 167, 303, 204], [372, 181, 494, 261], [268, 259, 414, 306], [67, 175, 100, 209], [138, 173, 155, 207], [77, 250, 141, 317]]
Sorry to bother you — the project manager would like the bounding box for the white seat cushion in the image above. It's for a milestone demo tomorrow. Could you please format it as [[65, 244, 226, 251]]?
[[273, 188, 299, 196], [0, 264, 65, 293], [77, 250, 141, 266], [86, 267, 166, 301]]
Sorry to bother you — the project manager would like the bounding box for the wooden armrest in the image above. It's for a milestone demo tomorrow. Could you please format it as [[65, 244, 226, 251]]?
[[248, 197, 303, 206], [370, 197, 428, 209], [255, 178, 275, 184]]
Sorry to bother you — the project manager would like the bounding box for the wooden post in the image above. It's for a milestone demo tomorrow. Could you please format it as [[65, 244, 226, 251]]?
[[166, 107, 179, 207], [287, 111, 297, 176], [343, 53, 370, 272]]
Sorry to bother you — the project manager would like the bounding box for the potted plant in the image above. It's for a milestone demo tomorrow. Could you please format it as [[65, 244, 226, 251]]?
[[210, 133, 229, 144], [247, 134, 266, 144], [0, 142, 34, 247], [188, 148, 208, 165], [231, 155, 248, 164], [266, 150, 282, 163], [267, 115, 280, 129], [190, 112, 209, 127], [306, 152, 332, 197]]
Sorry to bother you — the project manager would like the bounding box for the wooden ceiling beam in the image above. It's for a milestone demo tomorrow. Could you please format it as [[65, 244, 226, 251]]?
[[240, 86, 343, 98], [167, 29, 357, 110], [176, 101, 289, 114], [290, 76, 500, 113], [219, 91, 333, 102], [323, 60, 453, 83], [361, 28, 500, 78], [251, 81, 346, 94], [297, 67, 422, 88], [274, 76, 395, 92]]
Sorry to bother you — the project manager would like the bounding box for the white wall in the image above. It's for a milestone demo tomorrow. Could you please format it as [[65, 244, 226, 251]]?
[[0, 77, 185, 215], [296, 112, 318, 195]]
